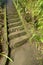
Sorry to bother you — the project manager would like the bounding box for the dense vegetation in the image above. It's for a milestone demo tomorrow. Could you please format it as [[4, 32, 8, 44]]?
[[0, 0, 6, 8], [13, 0, 43, 64], [14, 0, 43, 47]]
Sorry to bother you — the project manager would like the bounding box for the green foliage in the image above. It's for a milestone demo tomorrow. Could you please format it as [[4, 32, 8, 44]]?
[[0, 0, 6, 8], [0, 52, 13, 62], [15, 0, 43, 43]]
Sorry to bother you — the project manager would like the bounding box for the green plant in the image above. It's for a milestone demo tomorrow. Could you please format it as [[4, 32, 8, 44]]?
[[14, 0, 43, 43], [0, 52, 13, 62]]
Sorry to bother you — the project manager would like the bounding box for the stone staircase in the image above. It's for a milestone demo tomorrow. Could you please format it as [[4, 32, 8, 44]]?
[[7, 0, 28, 49]]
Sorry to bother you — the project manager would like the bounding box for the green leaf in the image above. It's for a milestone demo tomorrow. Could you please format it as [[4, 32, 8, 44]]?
[[40, 37, 43, 43], [0, 52, 13, 62]]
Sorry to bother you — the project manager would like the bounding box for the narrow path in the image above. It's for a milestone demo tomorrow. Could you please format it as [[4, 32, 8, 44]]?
[[6, 0, 39, 65]]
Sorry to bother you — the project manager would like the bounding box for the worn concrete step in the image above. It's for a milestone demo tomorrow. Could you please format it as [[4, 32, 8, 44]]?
[[7, 6, 16, 11], [8, 21, 21, 26], [8, 25, 22, 31], [7, 12, 17, 16], [9, 35, 28, 48], [8, 26, 24, 33], [8, 22, 22, 27], [14, 38, 28, 48], [8, 17, 18, 20], [7, 19, 20, 24], [7, 12, 18, 15], [7, 14, 19, 19], [8, 30, 25, 37], [7, 8, 17, 12], [7, 9, 18, 15], [8, 31, 26, 40], [7, 18, 20, 23], [8, 22, 22, 28], [8, 17, 20, 20], [7, 6, 17, 12], [7, 11, 18, 15]]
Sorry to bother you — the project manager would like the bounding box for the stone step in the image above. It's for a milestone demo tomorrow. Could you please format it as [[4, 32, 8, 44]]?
[[7, 18, 20, 24], [8, 22, 22, 27], [14, 38, 28, 48], [8, 31, 26, 40], [8, 25, 22, 31], [8, 30, 25, 37], [8, 16, 20, 20], [7, 14, 19, 19], [7, 8, 18, 15], [7, 11, 18, 16], [7, 5, 16, 11], [8, 26, 24, 33], [7, 11, 18, 15], [7, 8, 16, 12], [9, 35, 28, 48], [7, 19, 20, 24], [7, 6, 17, 11], [7, 14, 19, 18], [8, 22, 22, 28]]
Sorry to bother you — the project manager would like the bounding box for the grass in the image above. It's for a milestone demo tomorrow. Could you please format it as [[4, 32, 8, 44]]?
[[0, 52, 13, 62]]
